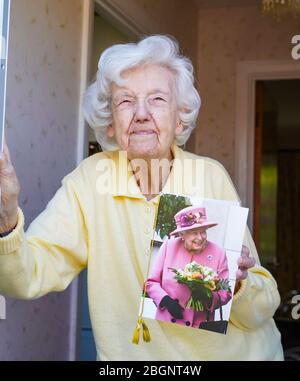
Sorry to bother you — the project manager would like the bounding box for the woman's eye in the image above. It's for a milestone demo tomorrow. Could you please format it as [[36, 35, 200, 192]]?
[[119, 100, 131, 105], [154, 97, 165, 101]]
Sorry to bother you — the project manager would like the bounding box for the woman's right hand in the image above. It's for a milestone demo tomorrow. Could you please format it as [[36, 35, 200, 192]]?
[[159, 295, 184, 319], [0, 138, 20, 234]]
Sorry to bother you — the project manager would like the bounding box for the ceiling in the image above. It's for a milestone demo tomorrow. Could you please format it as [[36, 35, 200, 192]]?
[[193, 0, 261, 8]]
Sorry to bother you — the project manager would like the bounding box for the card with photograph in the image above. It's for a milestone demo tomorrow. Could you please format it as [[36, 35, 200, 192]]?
[[139, 193, 249, 335]]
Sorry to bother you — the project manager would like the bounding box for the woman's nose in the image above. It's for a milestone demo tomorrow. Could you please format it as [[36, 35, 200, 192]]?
[[134, 99, 151, 122]]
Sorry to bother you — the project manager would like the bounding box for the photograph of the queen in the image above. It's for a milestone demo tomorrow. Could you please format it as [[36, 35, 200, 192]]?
[[146, 205, 232, 331]]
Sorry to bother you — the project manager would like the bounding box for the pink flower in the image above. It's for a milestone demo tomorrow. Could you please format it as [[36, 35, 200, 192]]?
[[180, 213, 196, 227]]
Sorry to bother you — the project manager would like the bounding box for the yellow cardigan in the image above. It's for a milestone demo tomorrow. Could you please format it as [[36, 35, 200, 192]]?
[[0, 144, 284, 360]]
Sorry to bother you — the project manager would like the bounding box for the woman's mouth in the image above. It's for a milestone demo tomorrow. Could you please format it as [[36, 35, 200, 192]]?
[[131, 130, 156, 136]]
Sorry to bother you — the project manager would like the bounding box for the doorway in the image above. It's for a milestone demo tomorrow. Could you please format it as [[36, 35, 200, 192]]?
[[253, 79, 300, 352], [254, 79, 300, 294]]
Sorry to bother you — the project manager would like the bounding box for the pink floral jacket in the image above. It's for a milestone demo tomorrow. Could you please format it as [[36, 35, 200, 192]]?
[[146, 237, 232, 328]]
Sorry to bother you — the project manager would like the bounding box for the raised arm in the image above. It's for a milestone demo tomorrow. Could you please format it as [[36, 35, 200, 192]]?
[[0, 140, 88, 299]]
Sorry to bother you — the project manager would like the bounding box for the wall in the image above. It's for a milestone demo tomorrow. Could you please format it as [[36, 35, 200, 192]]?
[[0, 0, 83, 360], [193, 5, 300, 178], [105, 0, 199, 79], [129, 0, 199, 66], [91, 13, 130, 77]]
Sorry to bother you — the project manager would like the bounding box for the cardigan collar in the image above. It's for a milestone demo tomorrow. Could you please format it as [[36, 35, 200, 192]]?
[[109, 144, 186, 203]]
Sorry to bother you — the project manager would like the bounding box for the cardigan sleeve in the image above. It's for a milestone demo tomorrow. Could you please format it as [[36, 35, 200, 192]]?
[[229, 265, 280, 330], [207, 159, 281, 330], [0, 173, 88, 299]]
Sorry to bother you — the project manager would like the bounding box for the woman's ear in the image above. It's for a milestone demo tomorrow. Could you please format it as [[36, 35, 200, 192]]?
[[107, 125, 115, 138], [175, 120, 184, 136]]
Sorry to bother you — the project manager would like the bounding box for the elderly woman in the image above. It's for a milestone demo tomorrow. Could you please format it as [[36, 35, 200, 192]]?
[[0, 35, 283, 360], [146, 206, 232, 329]]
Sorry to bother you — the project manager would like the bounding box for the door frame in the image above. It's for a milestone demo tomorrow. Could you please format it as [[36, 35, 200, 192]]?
[[73, 0, 151, 361], [71, 0, 95, 361], [94, 0, 152, 38], [234, 60, 300, 232]]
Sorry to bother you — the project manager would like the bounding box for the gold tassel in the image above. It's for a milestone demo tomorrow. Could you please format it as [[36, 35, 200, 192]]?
[[132, 318, 152, 344], [132, 197, 160, 345], [132, 319, 141, 345], [142, 320, 151, 343]]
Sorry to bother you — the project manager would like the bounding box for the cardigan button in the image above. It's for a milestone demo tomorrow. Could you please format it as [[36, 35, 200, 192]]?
[[171, 318, 176, 323]]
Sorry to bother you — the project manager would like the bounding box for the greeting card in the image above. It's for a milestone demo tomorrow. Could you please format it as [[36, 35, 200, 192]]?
[[135, 193, 249, 341]]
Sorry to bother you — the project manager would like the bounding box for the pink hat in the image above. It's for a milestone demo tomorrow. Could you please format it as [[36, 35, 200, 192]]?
[[170, 206, 217, 236]]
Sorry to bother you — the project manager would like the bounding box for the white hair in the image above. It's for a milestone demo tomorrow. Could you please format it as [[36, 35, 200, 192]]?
[[82, 35, 201, 151]]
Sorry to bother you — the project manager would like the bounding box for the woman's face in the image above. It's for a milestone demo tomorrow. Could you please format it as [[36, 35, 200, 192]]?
[[108, 64, 183, 161], [180, 228, 208, 253]]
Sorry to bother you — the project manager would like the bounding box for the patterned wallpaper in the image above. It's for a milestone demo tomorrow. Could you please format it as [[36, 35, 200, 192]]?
[[0, 0, 83, 360], [132, 0, 199, 65], [192, 5, 300, 178]]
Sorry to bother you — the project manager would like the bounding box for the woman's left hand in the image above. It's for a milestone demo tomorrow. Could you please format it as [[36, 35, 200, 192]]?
[[235, 246, 256, 292]]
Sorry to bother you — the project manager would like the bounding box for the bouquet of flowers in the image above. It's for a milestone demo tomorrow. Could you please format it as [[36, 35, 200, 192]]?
[[168, 261, 231, 312]]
